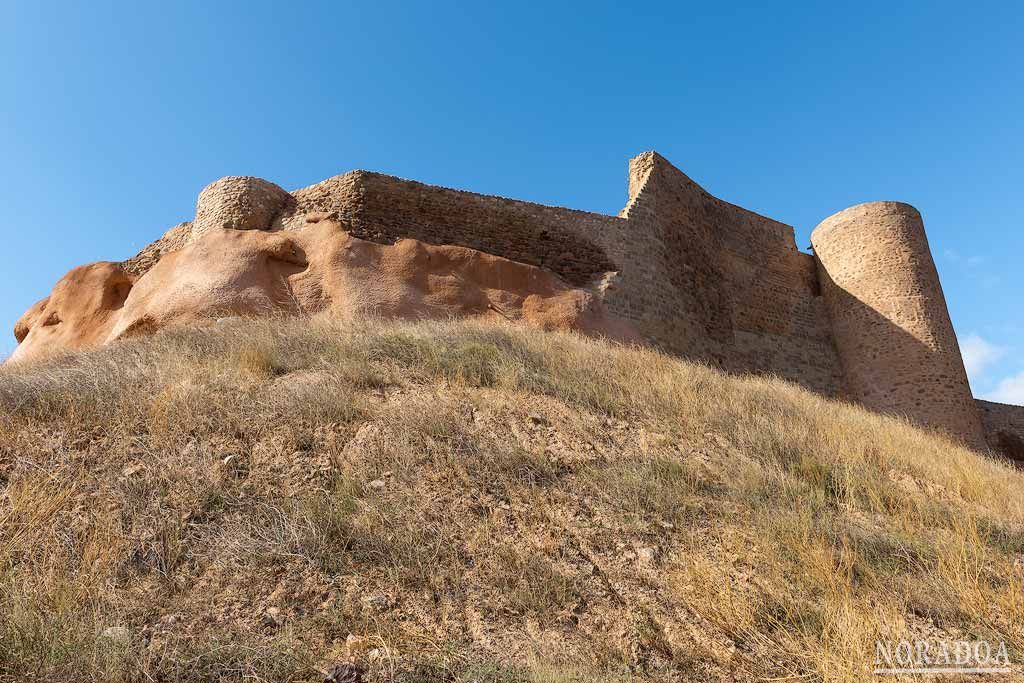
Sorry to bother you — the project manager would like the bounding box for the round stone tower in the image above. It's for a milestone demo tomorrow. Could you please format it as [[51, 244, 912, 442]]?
[[192, 176, 293, 238], [811, 201, 985, 449]]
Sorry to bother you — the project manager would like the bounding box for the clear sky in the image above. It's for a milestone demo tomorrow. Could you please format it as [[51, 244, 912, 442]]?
[[1, 1, 1021, 403]]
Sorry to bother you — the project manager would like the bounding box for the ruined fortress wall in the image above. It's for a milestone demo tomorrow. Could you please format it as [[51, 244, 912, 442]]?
[[712, 204, 843, 396], [285, 154, 1006, 430], [292, 164, 735, 369], [290, 153, 845, 396], [74, 151, 1022, 451], [589, 153, 733, 366], [293, 171, 621, 287], [610, 153, 844, 395], [726, 247, 843, 396], [976, 400, 1024, 464], [811, 202, 986, 448]]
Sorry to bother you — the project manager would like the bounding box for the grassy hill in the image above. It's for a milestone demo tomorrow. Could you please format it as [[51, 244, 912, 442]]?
[[1, 317, 1022, 682]]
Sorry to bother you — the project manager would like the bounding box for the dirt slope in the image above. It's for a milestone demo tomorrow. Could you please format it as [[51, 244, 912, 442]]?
[[1, 318, 1022, 682]]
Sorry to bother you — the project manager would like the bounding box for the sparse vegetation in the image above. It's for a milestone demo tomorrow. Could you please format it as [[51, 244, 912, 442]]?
[[1, 316, 1022, 681]]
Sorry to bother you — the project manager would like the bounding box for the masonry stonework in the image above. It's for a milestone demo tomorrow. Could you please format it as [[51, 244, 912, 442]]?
[[18, 151, 1023, 458], [811, 202, 987, 450], [277, 153, 845, 396], [976, 400, 1024, 464], [610, 153, 844, 396], [194, 176, 294, 237]]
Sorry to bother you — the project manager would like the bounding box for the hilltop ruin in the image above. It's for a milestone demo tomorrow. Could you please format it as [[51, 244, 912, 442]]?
[[12, 152, 1023, 460]]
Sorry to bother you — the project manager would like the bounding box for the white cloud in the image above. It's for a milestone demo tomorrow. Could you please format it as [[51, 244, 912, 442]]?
[[960, 333, 1004, 383], [941, 247, 984, 269], [988, 372, 1024, 406]]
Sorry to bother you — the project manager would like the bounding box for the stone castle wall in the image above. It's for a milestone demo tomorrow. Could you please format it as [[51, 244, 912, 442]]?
[[612, 153, 844, 396], [976, 400, 1024, 464], [283, 153, 845, 396], [290, 171, 621, 287], [111, 150, 1018, 456]]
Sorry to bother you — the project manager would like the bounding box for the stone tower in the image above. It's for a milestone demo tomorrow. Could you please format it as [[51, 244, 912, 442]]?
[[811, 201, 986, 448]]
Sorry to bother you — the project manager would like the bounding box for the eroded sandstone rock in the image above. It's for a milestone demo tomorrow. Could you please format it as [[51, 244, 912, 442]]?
[[11, 184, 634, 362], [12, 262, 135, 361]]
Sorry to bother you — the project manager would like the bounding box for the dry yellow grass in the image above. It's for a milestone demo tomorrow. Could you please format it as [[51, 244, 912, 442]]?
[[0, 315, 1021, 682]]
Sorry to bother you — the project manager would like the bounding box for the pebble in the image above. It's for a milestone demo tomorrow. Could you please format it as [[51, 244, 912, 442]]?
[[100, 626, 130, 646], [636, 547, 659, 565]]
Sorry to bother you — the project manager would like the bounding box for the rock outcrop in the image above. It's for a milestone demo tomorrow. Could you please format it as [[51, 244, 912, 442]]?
[[14, 262, 136, 357], [11, 178, 633, 363]]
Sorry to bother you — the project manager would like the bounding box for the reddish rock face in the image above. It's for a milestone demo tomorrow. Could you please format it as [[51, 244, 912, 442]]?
[[12, 262, 135, 362], [11, 216, 634, 362]]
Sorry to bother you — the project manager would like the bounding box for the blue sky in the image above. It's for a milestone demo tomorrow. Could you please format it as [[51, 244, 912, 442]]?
[[1, 1, 1021, 403]]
